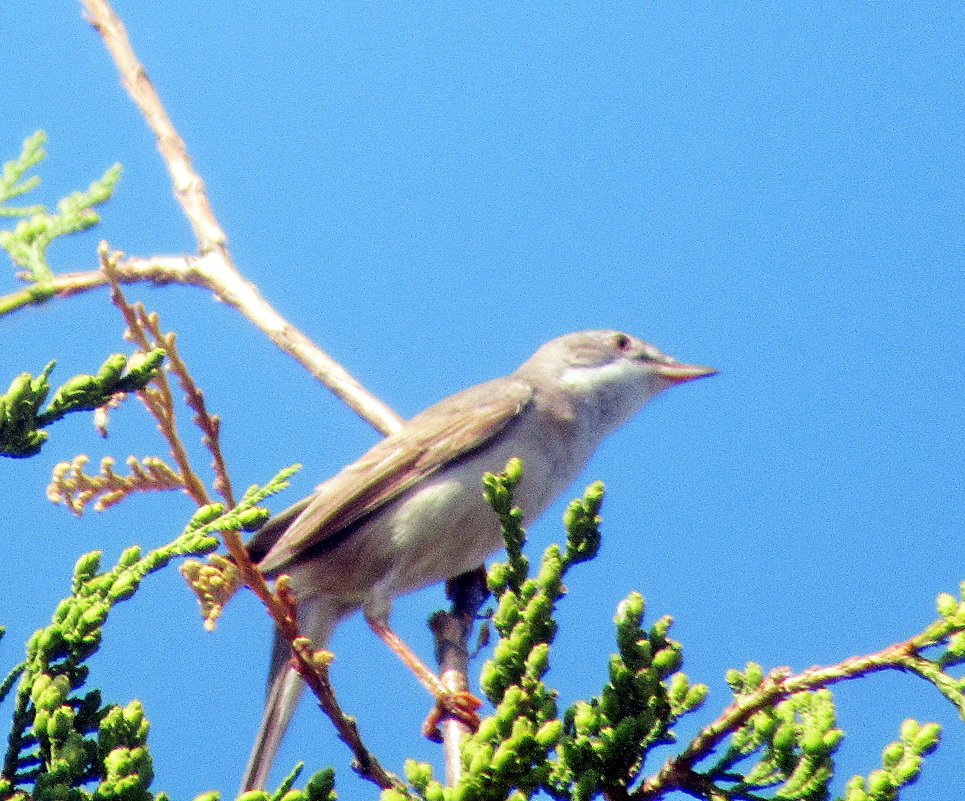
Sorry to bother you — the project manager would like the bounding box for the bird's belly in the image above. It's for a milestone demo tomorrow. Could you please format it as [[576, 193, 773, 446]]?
[[283, 458, 509, 609], [287, 424, 583, 616], [382, 435, 575, 598], [387, 476, 502, 587]]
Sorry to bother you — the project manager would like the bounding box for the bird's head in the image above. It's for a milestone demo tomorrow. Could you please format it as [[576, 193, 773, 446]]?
[[517, 330, 717, 433]]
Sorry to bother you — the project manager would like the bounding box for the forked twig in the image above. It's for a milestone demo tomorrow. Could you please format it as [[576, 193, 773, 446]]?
[[637, 641, 925, 800], [135, 297, 235, 507], [102, 253, 210, 507]]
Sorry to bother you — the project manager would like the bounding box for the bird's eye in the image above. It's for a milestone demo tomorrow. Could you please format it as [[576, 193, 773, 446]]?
[[613, 333, 632, 352]]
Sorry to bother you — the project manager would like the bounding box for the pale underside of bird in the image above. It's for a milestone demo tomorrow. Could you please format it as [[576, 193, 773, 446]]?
[[241, 330, 717, 790]]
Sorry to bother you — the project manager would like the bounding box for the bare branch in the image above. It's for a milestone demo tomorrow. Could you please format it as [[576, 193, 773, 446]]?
[[80, 0, 226, 255], [137, 308, 236, 507], [77, 0, 404, 436], [1, 255, 403, 434], [431, 568, 491, 785]]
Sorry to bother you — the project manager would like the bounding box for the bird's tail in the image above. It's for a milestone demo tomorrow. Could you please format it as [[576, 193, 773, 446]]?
[[241, 595, 346, 793], [241, 631, 306, 792]]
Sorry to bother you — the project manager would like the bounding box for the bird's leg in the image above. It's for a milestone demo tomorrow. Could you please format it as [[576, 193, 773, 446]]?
[[364, 615, 482, 741]]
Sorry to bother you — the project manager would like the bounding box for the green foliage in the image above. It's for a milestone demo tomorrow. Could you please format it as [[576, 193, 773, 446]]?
[[667, 582, 965, 800], [0, 131, 121, 294], [553, 593, 706, 801], [459, 457, 598, 800], [712, 678, 842, 799], [385, 460, 706, 801], [916, 586, 965, 714], [381, 463, 965, 801], [234, 764, 336, 801], [840, 720, 940, 801], [0, 467, 303, 801], [0, 133, 46, 218], [0, 351, 164, 458]]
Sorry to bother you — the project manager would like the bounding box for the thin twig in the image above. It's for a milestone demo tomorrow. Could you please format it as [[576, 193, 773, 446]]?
[[81, 2, 224, 254], [218, 530, 399, 790], [429, 613, 474, 786], [103, 256, 212, 507], [138, 309, 235, 507], [78, 0, 403, 436], [0, 256, 399, 434]]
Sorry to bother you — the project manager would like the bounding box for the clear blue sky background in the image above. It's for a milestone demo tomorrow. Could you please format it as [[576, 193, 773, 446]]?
[[2, 3, 963, 799]]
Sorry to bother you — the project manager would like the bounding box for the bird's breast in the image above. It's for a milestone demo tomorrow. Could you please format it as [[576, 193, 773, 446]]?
[[287, 403, 596, 612], [383, 418, 584, 594]]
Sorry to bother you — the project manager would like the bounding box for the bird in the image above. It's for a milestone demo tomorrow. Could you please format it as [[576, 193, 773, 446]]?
[[241, 330, 716, 790]]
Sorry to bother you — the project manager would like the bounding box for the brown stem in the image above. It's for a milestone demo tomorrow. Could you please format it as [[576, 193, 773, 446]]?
[[431, 568, 491, 786], [81, 0, 226, 255], [102, 259, 212, 507], [429, 612, 474, 786], [138, 309, 236, 507], [102, 259, 399, 789], [635, 641, 918, 799], [221, 530, 400, 790]]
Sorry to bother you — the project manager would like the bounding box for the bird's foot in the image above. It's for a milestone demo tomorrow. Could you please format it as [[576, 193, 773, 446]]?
[[421, 690, 483, 742]]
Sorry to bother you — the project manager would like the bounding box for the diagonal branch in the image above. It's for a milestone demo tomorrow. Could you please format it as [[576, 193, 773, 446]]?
[[73, 1, 473, 789], [81, 0, 225, 254], [77, 0, 403, 437], [636, 641, 922, 800]]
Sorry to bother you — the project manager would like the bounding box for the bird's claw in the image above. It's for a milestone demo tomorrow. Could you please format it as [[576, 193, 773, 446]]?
[[421, 690, 483, 742]]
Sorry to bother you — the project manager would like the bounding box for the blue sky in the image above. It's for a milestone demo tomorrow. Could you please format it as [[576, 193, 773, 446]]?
[[2, 3, 963, 799]]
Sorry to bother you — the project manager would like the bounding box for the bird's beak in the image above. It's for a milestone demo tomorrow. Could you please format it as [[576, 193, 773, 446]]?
[[655, 362, 719, 385]]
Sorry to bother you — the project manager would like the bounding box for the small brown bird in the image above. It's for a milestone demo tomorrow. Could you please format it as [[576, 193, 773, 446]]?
[[242, 330, 716, 790]]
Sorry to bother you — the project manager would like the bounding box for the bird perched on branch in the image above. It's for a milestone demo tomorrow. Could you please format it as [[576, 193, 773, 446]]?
[[242, 330, 716, 790]]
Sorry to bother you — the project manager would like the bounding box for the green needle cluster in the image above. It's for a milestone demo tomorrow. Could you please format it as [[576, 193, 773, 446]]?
[[386, 459, 706, 801], [841, 720, 940, 801], [0, 468, 298, 801], [716, 674, 843, 798], [236, 764, 336, 801], [1, 131, 120, 294], [554, 592, 706, 801], [0, 351, 165, 458]]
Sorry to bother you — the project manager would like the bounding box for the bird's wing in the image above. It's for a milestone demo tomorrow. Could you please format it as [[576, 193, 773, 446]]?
[[244, 495, 312, 564], [256, 376, 534, 574]]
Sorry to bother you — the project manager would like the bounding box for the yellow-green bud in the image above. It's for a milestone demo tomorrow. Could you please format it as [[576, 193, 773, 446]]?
[[866, 769, 893, 795], [536, 719, 563, 747], [936, 593, 958, 618], [237, 791, 270, 801]]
